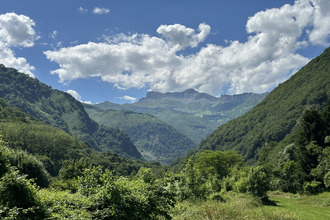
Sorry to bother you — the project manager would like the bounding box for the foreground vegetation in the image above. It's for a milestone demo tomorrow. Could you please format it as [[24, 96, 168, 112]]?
[[0, 95, 329, 219], [171, 191, 330, 220], [1, 135, 329, 219]]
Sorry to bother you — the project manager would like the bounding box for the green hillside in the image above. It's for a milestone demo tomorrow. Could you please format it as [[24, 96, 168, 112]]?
[[0, 65, 141, 159], [0, 97, 159, 176], [199, 47, 330, 161], [96, 89, 268, 144], [84, 104, 196, 164]]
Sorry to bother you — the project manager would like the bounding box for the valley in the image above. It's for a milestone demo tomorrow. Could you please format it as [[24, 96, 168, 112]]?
[[0, 48, 329, 219]]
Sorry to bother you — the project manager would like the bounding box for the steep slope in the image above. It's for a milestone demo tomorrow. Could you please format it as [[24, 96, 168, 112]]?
[[0, 65, 141, 159], [84, 104, 196, 164], [0, 97, 94, 174], [0, 98, 157, 176], [96, 90, 268, 144], [199, 47, 330, 161]]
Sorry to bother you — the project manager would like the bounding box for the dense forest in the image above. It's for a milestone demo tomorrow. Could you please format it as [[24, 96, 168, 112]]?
[[0, 47, 330, 219]]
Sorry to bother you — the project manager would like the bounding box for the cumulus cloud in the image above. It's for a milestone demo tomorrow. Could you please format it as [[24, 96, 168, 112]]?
[[45, 0, 330, 96], [0, 12, 37, 47], [0, 13, 37, 76], [157, 23, 210, 49], [93, 7, 110, 15]]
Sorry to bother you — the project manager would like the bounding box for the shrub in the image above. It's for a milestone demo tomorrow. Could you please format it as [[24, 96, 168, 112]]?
[[0, 170, 48, 219]]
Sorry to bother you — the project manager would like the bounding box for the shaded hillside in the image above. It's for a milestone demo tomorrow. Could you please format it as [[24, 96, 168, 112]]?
[[0, 97, 159, 177], [96, 89, 268, 144], [199, 47, 330, 161], [0, 65, 141, 159], [84, 104, 196, 164]]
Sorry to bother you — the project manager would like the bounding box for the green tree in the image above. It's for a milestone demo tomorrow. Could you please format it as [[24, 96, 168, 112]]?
[[195, 150, 243, 179], [77, 166, 175, 219], [246, 166, 270, 198], [0, 170, 48, 219]]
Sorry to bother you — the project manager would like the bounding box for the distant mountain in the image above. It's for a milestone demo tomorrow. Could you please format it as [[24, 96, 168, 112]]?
[[198, 47, 330, 161], [96, 90, 268, 144], [0, 64, 142, 159], [84, 104, 196, 164]]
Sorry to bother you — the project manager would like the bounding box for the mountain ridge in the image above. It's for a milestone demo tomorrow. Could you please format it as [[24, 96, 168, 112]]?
[[142, 89, 268, 105], [96, 90, 268, 144], [0, 64, 142, 159]]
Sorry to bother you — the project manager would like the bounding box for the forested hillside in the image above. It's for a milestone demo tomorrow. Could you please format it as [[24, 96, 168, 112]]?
[[0, 98, 156, 176], [84, 104, 196, 164], [0, 65, 141, 159], [96, 89, 268, 144], [199, 47, 330, 161]]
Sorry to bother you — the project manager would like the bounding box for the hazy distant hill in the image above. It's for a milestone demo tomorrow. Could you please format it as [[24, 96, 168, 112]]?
[[96, 89, 268, 144], [84, 104, 196, 164], [0, 64, 142, 159], [199, 47, 330, 161]]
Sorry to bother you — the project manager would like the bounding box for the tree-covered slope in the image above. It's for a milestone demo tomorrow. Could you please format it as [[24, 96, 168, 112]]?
[[0, 97, 157, 177], [0, 65, 141, 159], [198, 47, 330, 161], [96, 89, 268, 144], [84, 104, 196, 164]]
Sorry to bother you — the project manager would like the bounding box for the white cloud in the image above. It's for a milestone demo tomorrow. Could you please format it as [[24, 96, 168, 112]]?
[[156, 23, 211, 50], [0, 12, 37, 47], [0, 13, 37, 77], [66, 89, 92, 104], [93, 7, 110, 15], [309, 0, 330, 45], [121, 95, 137, 102], [44, 0, 330, 96]]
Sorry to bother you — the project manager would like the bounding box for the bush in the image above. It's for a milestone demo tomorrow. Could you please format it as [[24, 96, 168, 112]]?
[[39, 189, 93, 219], [304, 180, 322, 194], [0, 170, 48, 219], [8, 150, 50, 188], [77, 166, 176, 219], [247, 166, 270, 198]]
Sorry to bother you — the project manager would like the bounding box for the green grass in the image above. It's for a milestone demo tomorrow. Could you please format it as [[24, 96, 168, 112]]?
[[171, 191, 330, 220], [266, 191, 330, 220]]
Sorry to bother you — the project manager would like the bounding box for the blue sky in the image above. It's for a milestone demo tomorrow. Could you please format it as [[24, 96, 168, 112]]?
[[0, 0, 329, 104]]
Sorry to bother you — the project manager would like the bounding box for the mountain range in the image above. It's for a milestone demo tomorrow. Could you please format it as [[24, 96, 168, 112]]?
[[0, 64, 267, 164], [94, 89, 268, 144], [2, 47, 328, 166]]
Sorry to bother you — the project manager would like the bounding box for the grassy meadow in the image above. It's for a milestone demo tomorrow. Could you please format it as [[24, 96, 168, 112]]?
[[171, 191, 330, 220]]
